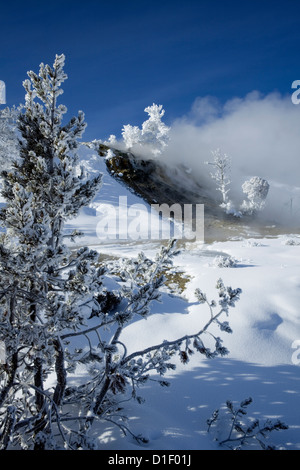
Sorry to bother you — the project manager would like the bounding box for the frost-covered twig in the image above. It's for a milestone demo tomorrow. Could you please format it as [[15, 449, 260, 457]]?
[[207, 397, 288, 450]]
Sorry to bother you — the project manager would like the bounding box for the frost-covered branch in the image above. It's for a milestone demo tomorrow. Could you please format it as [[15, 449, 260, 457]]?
[[0, 106, 22, 171], [207, 397, 288, 450], [121, 280, 239, 366]]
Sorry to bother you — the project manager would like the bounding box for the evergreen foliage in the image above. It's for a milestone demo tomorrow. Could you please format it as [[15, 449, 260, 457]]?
[[207, 397, 288, 450], [121, 103, 170, 157], [0, 106, 21, 169]]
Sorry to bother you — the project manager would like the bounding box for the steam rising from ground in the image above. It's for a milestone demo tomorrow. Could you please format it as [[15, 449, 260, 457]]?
[[161, 92, 300, 226]]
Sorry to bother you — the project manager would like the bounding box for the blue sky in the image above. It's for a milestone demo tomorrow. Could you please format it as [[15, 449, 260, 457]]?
[[1, 0, 300, 140]]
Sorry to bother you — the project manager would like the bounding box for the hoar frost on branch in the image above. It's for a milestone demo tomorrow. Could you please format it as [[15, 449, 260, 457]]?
[[206, 149, 237, 215], [0, 106, 22, 170], [59, 241, 241, 448], [207, 397, 288, 450], [121, 103, 170, 157], [0, 55, 241, 450], [206, 149, 270, 217]]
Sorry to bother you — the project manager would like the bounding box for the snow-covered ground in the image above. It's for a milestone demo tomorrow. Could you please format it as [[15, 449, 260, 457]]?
[[64, 145, 300, 450]]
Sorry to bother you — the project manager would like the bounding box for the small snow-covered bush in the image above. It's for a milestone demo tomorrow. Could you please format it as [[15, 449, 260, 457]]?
[[282, 237, 300, 246], [212, 255, 238, 268], [243, 239, 263, 247], [207, 397, 288, 450], [240, 176, 270, 215]]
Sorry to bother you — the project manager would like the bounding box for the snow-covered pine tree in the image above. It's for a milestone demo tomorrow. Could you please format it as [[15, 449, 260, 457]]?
[[0, 54, 103, 449], [122, 103, 170, 157], [121, 124, 141, 150], [140, 103, 170, 155]]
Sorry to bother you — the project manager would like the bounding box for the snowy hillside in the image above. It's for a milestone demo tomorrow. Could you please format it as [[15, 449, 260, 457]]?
[[64, 145, 149, 246], [64, 144, 300, 450]]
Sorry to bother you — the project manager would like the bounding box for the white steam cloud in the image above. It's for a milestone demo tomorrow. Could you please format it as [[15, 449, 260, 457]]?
[[161, 91, 300, 225]]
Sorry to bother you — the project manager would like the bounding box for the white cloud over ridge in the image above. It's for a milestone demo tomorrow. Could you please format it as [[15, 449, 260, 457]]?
[[161, 91, 300, 225]]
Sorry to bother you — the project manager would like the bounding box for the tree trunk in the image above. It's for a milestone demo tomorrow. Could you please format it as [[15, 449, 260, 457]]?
[[53, 338, 66, 407]]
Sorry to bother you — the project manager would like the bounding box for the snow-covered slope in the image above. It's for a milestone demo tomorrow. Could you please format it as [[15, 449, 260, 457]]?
[[93, 236, 300, 450], [65, 145, 300, 450], [66, 144, 174, 246], [64, 144, 147, 246]]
